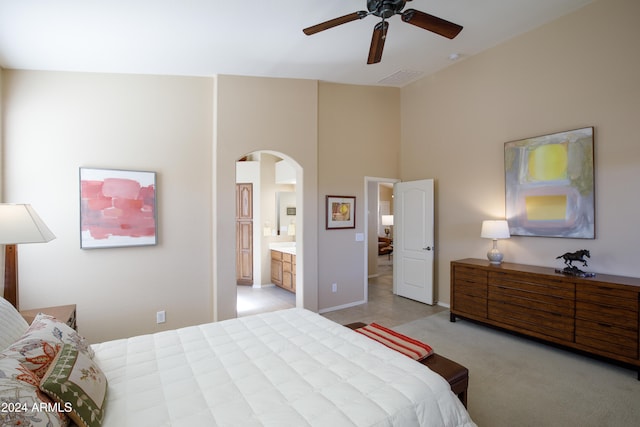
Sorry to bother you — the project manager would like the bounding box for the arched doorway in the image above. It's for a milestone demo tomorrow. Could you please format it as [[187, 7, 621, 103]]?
[[235, 152, 300, 316]]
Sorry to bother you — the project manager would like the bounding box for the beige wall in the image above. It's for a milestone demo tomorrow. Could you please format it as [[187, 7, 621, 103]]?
[[2, 71, 214, 342], [3, 0, 636, 339], [318, 83, 400, 311], [401, 0, 640, 304], [214, 75, 319, 319], [0, 72, 399, 339]]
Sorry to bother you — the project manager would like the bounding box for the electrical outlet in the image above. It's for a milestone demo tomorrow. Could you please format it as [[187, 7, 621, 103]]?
[[156, 310, 166, 324], [331, 283, 337, 293]]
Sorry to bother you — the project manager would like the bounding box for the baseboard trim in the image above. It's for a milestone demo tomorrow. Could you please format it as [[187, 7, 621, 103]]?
[[319, 299, 366, 314]]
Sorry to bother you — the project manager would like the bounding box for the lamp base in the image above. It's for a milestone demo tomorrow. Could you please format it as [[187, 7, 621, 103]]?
[[3, 244, 18, 309], [487, 248, 503, 265]]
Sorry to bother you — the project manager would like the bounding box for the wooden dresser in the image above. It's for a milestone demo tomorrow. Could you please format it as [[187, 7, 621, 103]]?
[[450, 258, 640, 378]]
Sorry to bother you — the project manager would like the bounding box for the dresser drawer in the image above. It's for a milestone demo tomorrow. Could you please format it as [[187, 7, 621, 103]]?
[[489, 284, 575, 317], [454, 277, 487, 299], [453, 265, 487, 298], [578, 282, 638, 299], [454, 266, 488, 284], [454, 293, 487, 318], [576, 301, 637, 325], [489, 271, 574, 299], [488, 300, 574, 341], [576, 283, 638, 327], [576, 319, 638, 359], [576, 285, 638, 312], [575, 283, 638, 359], [452, 264, 488, 318]]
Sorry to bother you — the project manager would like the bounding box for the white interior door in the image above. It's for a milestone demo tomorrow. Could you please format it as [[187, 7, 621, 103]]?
[[393, 179, 434, 304]]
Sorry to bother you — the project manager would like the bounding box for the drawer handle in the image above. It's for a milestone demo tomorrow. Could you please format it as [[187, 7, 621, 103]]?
[[598, 322, 612, 328]]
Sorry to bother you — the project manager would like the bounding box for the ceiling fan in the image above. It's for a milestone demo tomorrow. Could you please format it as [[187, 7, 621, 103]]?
[[303, 0, 463, 64]]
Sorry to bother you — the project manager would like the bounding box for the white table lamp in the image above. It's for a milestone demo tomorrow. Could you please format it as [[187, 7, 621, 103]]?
[[481, 220, 510, 265], [0, 204, 56, 309], [381, 215, 394, 237]]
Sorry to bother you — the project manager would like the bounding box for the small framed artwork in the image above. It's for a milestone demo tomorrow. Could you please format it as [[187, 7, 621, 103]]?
[[326, 195, 356, 229], [504, 126, 594, 238], [79, 167, 157, 248]]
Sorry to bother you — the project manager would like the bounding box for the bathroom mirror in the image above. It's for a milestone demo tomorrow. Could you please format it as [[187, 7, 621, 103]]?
[[276, 191, 296, 236]]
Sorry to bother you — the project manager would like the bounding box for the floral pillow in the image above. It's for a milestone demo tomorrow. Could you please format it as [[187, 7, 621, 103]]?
[[0, 355, 69, 427], [40, 344, 107, 427], [1, 313, 94, 379]]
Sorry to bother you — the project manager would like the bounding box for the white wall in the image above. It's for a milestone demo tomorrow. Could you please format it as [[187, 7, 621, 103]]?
[[2, 71, 214, 342]]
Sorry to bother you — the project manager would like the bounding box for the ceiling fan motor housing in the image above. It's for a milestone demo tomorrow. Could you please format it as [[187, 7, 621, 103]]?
[[367, 0, 407, 19]]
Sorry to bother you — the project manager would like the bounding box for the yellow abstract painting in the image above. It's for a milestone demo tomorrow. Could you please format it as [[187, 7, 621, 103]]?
[[505, 127, 594, 238]]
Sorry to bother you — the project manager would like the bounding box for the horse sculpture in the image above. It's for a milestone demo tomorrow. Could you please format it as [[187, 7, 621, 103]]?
[[556, 249, 590, 268]]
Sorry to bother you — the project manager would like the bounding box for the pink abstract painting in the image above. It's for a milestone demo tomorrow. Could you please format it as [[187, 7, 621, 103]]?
[[80, 168, 157, 248]]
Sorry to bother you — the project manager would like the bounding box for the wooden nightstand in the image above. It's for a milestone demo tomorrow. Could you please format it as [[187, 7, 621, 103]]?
[[20, 304, 77, 330]]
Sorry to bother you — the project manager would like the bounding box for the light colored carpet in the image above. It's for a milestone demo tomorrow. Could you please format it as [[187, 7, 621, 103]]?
[[395, 312, 640, 427]]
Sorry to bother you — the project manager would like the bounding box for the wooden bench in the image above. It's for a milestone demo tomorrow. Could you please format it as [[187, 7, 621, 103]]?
[[345, 322, 469, 408]]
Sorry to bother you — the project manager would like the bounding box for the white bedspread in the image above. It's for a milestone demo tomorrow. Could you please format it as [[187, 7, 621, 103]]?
[[91, 308, 476, 427]]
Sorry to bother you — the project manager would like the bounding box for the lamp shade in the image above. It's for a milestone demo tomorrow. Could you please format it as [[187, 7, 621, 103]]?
[[381, 215, 394, 226], [0, 204, 56, 244], [481, 220, 510, 240]]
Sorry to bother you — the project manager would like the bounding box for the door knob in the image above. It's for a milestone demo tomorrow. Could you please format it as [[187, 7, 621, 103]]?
[[423, 246, 432, 251]]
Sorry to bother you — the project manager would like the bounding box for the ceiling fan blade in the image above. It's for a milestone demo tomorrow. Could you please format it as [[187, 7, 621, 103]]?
[[367, 21, 389, 65], [401, 9, 463, 39], [303, 11, 368, 35]]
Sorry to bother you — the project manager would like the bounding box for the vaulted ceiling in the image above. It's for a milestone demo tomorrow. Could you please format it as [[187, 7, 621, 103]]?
[[0, 0, 594, 87]]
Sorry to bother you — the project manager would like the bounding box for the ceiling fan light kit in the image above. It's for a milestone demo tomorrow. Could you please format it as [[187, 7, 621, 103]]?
[[303, 0, 463, 64]]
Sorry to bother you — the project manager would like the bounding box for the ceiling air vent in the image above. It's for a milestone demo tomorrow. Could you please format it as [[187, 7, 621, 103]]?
[[377, 69, 424, 86]]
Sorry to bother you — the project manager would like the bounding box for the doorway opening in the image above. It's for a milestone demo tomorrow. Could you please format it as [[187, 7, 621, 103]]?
[[364, 176, 400, 303], [235, 151, 301, 316]]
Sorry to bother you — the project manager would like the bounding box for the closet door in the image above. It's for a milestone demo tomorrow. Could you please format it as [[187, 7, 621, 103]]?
[[236, 183, 253, 285]]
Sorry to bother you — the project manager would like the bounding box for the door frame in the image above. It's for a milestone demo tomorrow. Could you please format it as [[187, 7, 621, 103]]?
[[363, 176, 401, 303], [232, 152, 305, 314]]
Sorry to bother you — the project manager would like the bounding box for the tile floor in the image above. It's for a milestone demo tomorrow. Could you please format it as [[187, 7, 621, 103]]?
[[237, 283, 295, 317], [237, 256, 445, 325]]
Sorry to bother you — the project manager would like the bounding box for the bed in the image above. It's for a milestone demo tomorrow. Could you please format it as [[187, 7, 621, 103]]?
[[1, 297, 476, 427]]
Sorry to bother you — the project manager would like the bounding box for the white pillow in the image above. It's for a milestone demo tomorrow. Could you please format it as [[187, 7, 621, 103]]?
[[0, 296, 29, 351]]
